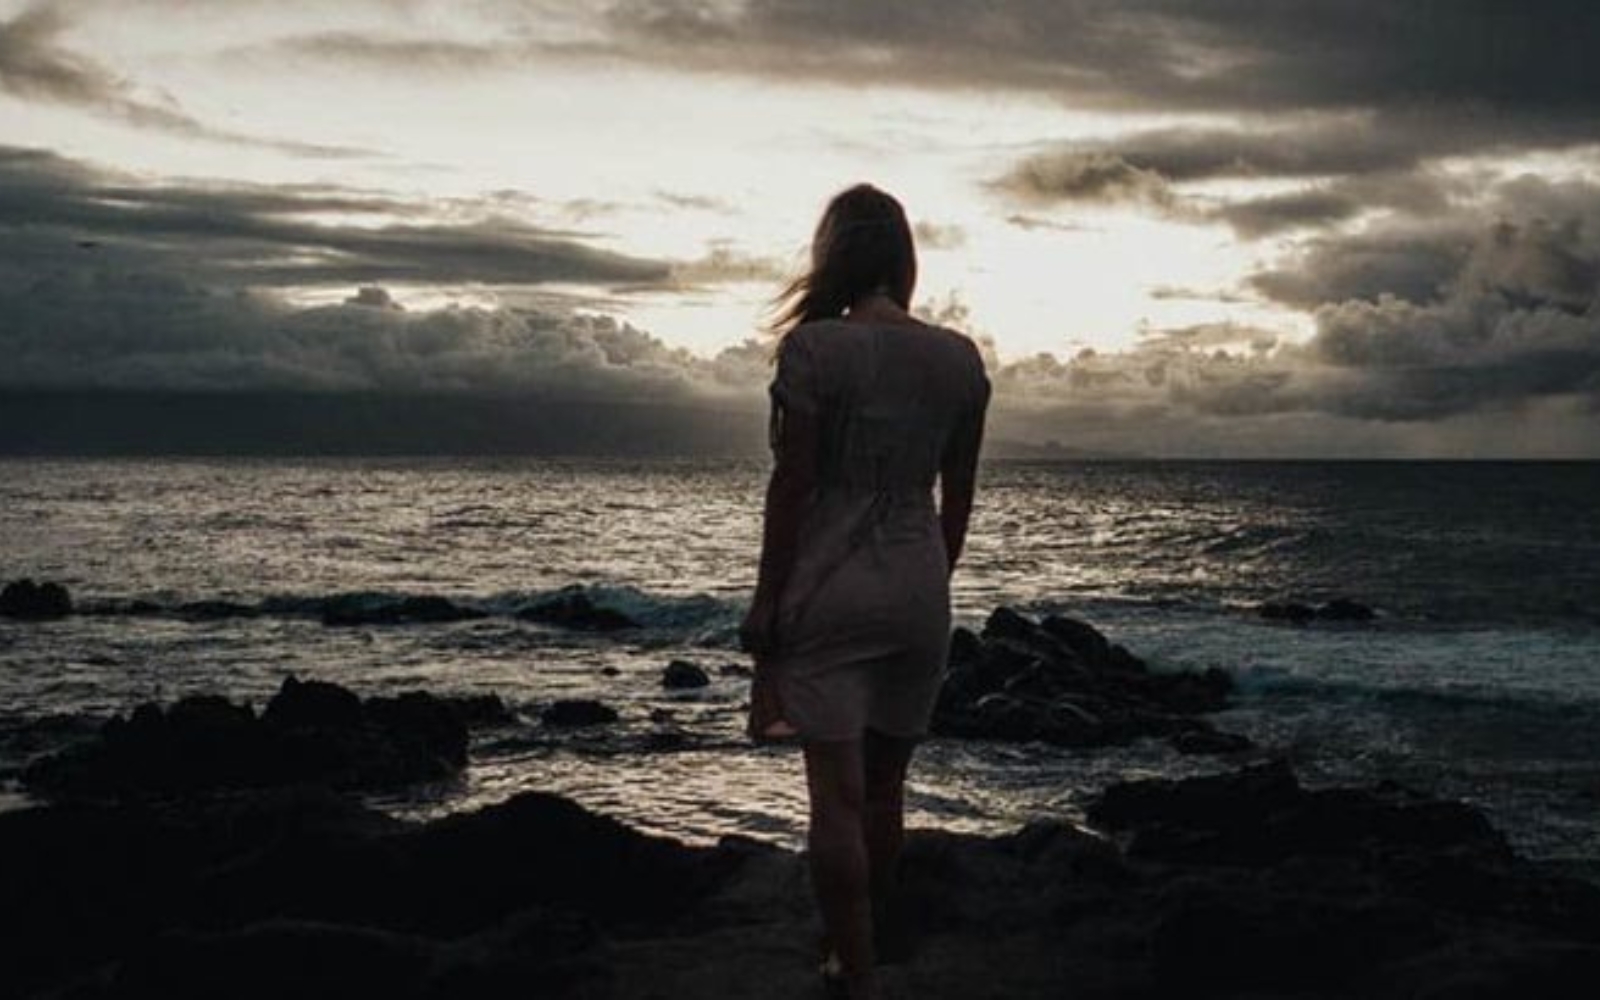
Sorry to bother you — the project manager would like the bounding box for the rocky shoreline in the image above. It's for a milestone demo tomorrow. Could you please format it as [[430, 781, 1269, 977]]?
[[5, 593, 1597, 997], [5, 758, 1598, 999]]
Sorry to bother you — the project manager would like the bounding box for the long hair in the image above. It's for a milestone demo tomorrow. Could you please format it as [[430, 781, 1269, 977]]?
[[767, 184, 917, 339]]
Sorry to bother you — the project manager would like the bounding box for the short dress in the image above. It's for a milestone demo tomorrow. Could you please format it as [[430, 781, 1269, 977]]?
[[761, 318, 990, 741]]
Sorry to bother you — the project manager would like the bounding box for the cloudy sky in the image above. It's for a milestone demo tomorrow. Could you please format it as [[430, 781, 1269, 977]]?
[[2, 0, 1598, 456]]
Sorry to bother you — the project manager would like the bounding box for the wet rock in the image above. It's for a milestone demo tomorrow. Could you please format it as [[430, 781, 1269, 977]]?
[[1318, 598, 1377, 622], [263, 675, 365, 731], [320, 594, 487, 627], [1259, 598, 1377, 624], [935, 607, 1235, 750], [717, 663, 753, 678], [0, 578, 73, 619], [364, 691, 470, 768], [1259, 601, 1316, 623], [175, 599, 260, 620], [661, 660, 710, 689], [1167, 728, 1255, 755], [438, 693, 516, 727], [0, 786, 714, 999], [517, 590, 638, 631], [1087, 760, 1515, 870], [23, 677, 483, 799], [540, 700, 619, 727]]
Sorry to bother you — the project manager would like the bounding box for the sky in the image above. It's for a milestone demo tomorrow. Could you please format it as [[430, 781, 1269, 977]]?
[[2, 0, 1599, 456]]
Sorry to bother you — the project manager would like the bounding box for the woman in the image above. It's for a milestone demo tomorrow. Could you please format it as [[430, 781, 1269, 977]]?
[[741, 184, 990, 999]]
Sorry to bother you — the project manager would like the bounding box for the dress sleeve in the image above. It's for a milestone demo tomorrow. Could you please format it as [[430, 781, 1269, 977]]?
[[768, 330, 820, 451]]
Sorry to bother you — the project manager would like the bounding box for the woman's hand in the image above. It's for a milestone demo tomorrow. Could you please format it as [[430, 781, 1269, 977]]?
[[739, 589, 779, 657]]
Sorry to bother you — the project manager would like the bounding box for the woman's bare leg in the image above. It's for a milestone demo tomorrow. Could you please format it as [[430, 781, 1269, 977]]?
[[863, 729, 917, 954], [803, 739, 880, 997]]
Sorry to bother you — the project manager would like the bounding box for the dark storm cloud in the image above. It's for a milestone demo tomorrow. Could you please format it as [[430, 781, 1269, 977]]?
[[255, 2, 1599, 131], [0, 263, 770, 397], [0, 146, 776, 407], [0, 6, 366, 157], [592, 1, 1600, 117], [0, 145, 670, 291]]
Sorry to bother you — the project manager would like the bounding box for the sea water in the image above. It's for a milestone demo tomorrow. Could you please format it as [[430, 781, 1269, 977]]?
[[2, 458, 1598, 876]]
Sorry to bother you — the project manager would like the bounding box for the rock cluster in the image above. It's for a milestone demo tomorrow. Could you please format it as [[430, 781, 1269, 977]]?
[[23, 677, 512, 798], [0, 578, 73, 619], [933, 607, 1248, 754]]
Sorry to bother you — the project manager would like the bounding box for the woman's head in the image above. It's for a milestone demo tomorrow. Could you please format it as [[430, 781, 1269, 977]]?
[[769, 183, 917, 337]]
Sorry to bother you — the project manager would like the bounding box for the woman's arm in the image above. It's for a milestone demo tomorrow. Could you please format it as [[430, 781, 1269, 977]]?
[[741, 335, 823, 655], [754, 405, 821, 608], [939, 380, 989, 574]]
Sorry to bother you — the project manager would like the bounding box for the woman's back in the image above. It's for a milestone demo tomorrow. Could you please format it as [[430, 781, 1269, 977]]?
[[776, 318, 988, 496]]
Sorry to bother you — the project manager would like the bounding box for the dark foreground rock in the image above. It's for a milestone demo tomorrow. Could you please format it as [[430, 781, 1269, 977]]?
[[0, 578, 73, 619], [22, 677, 513, 799], [661, 659, 711, 689], [933, 607, 1249, 754], [2, 764, 1596, 999]]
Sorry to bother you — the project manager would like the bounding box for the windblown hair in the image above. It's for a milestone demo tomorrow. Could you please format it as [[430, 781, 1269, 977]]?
[[767, 183, 917, 339]]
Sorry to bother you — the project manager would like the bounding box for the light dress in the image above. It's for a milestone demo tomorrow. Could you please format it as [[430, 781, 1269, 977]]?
[[761, 317, 990, 741]]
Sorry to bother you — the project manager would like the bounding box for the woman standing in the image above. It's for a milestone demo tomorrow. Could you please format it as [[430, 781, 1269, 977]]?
[[741, 184, 990, 998]]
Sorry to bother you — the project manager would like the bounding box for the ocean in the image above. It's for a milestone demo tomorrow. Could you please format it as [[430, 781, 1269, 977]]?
[[3, 458, 1599, 877]]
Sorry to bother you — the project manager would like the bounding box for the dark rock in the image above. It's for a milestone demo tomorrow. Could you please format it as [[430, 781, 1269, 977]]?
[[662, 660, 711, 689], [1088, 761, 1516, 871], [263, 675, 365, 731], [0, 578, 73, 619], [1259, 601, 1316, 623], [364, 691, 470, 768], [981, 605, 1039, 643], [517, 589, 638, 631], [934, 606, 1234, 751], [540, 700, 619, 727], [1150, 875, 1445, 990], [1318, 598, 1377, 622], [321, 595, 487, 627], [175, 599, 260, 620], [438, 693, 515, 727], [2, 762, 1597, 1000], [1040, 614, 1112, 665], [948, 625, 984, 665], [1167, 728, 1254, 755], [717, 662, 753, 678], [1259, 598, 1377, 624], [23, 677, 496, 799], [0, 786, 713, 999], [113, 919, 440, 1000]]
